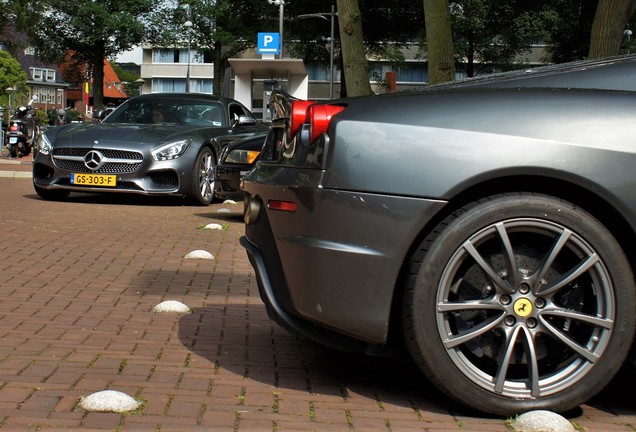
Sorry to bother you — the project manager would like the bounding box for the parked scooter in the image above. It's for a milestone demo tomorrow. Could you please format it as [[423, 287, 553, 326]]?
[[5, 95, 39, 158]]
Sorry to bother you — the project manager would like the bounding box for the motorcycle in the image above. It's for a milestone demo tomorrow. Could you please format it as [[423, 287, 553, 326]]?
[[5, 96, 39, 158]]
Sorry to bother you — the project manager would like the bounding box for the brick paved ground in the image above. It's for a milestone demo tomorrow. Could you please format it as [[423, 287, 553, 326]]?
[[0, 170, 634, 431]]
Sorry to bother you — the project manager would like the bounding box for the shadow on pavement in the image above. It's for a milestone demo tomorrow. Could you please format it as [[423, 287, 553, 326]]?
[[176, 303, 460, 416]]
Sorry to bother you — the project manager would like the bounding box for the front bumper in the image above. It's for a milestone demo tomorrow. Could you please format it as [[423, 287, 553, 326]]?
[[32, 149, 191, 197]]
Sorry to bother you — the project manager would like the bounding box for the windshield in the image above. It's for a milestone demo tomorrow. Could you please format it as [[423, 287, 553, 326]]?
[[105, 99, 227, 127]]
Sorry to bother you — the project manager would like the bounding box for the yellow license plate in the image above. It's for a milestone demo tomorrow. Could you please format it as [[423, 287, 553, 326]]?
[[71, 173, 117, 187]]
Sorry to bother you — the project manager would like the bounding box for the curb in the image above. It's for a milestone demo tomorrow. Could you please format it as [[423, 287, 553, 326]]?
[[0, 157, 33, 178], [0, 171, 31, 178]]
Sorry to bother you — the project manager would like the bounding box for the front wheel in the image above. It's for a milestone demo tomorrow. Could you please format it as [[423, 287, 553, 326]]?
[[189, 147, 217, 206], [403, 193, 635, 416]]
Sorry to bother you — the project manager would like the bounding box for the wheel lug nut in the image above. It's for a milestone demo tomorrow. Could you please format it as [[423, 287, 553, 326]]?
[[518, 283, 530, 294], [527, 318, 537, 328], [535, 298, 546, 308], [505, 316, 516, 326], [500, 295, 511, 305]]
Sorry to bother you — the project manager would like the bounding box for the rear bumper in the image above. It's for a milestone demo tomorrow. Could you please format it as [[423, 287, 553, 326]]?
[[240, 235, 383, 354], [240, 166, 448, 349]]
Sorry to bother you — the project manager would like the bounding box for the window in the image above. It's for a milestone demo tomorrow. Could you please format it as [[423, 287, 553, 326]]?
[[191, 50, 203, 64], [191, 79, 213, 93], [32, 68, 42, 80], [152, 48, 204, 63], [178, 49, 189, 63], [395, 64, 428, 83], [306, 62, 329, 81], [46, 70, 56, 82], [153, 49, 176, 63], [306, 62, 340, 81], [24, 46, 36, 56], [152, 78, 186, 93], [151, 78, 213, 94], [369, 63, 428, 84]]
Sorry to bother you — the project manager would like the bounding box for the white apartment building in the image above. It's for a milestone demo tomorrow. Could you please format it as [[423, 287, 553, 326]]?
[[138, 45, 215, 95]]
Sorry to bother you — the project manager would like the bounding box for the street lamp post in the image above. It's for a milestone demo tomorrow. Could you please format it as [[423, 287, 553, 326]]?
[[6, 86, 15, 112], [184, 20, 193, 92], [298, 5, 338, 99], [268, 0, 285, 58], [134, 78, 146, 96]]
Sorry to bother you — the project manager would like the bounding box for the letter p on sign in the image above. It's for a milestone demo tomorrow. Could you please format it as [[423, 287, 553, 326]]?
[[258, 32, 280, 55]]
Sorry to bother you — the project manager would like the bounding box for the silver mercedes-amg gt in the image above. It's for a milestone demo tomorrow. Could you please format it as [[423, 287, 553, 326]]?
[[33, 93, 267, 205]]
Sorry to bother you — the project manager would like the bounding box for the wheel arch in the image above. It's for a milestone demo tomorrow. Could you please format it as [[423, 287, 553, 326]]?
[[386, 174, 636, 347], [200, 139, 220, 162]]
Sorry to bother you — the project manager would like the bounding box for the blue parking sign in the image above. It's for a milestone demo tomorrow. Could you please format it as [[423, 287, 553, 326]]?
[[258, 33, 280, 55]]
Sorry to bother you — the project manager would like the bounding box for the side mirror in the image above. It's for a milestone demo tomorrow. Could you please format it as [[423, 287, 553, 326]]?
[[94, 109, 107, 121], [235, 115, 256, 127]]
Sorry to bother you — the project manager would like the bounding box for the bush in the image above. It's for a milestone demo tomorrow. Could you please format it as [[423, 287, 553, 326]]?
[[63, 109, 81, 123], [34, 109, 49, 126]]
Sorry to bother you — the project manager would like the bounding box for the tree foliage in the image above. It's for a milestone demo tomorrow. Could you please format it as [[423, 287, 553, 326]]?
[[25, 0, 153, 109], [360, 1, 425, 52], [110, 63, 142, 97], [0, 50, 27, 108], [5, 0, 636, 102], [541, 0, 599, 63], [450, 1, 555, 76]]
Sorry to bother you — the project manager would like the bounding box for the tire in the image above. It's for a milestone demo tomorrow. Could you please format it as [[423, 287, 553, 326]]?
[[403, 193, 635, 416], [8, 144, 18, 158], [34, 186, 70, 201], [189, 147, 216, 206]]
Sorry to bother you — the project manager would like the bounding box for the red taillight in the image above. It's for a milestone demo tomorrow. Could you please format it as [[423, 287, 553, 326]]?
[[268, 200, 297, 212], [308, 104, 345, 143], [9, 125, 18, 132], [289, 100, 314, 138]]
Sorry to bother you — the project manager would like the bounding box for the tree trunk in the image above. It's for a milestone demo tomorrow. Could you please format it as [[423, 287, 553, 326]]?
[[214, 41, 223, 95], [336, 0, 372, 97], [589, 0, 636, 58], [423, 0, 455, 84], [92, 43, 105, 111]]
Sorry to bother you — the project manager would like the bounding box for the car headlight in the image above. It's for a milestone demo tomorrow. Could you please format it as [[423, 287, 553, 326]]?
[[225, 149, 260, 164], [152, 139, 191, 161], [38, 133, 53, 155]]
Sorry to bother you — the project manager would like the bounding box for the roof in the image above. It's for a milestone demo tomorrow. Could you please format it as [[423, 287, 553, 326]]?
[[103, 59, 128, 98], [228, 58, 307, 78]]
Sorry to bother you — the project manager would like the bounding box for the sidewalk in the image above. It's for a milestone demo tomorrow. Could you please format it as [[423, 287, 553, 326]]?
[[0, 150, 33, 178], [0, 160, 634, 431]]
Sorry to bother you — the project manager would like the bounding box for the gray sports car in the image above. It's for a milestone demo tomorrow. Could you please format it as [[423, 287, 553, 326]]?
[[32, 93, 267, 205], [240, 55, 636, 416]]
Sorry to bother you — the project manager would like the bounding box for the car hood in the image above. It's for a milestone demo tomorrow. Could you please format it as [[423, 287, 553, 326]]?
[[45, 122, 212, 147]]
